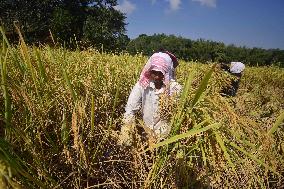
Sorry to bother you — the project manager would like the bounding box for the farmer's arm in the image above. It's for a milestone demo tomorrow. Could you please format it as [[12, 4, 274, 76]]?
[[220, 63, 230, 72], [118, 82, 142, 146], [124, 82, 143, 123]]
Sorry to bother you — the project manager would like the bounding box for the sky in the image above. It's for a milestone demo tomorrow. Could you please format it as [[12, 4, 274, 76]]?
[[114, 0, 284, 50]]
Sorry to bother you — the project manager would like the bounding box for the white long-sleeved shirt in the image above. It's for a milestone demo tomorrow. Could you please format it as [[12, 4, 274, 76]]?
[[124, 80, 182, 138]]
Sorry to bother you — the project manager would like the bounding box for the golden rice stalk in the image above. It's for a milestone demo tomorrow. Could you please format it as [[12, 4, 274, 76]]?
[[71, 108, 79, 151], [71, 104, 87, 164]]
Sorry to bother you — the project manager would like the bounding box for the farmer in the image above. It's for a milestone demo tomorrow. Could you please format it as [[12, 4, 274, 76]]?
[[118, 51, 182, 146], [220, 61, 245, 97]]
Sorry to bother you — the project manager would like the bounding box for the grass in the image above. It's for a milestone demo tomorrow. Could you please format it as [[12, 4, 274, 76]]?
[[0, 29, 284, 188]]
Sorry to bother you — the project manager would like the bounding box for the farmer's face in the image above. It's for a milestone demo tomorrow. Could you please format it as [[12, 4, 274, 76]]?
[[150, 70, 164, 82]]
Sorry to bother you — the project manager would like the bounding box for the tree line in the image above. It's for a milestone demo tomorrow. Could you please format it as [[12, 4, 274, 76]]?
[[1, 0, 283, 67], [126, 34, 284, 67]]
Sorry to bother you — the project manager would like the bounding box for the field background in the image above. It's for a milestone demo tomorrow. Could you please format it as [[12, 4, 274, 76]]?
[[0, 35, 284, 188]]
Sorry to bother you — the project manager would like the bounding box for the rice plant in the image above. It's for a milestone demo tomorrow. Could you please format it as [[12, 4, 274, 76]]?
[[0, 28, 283, 188]]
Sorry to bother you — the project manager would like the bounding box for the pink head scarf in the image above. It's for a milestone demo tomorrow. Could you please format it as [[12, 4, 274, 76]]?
[[164, 51, 179, 68], [139, 52, 174, 89]]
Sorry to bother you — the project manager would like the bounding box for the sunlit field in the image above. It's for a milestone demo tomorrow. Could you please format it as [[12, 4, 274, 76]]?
[[0, 29, 284, 188]]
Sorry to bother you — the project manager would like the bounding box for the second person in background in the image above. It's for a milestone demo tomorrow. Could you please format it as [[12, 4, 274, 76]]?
[[220, 61, 245, 97]]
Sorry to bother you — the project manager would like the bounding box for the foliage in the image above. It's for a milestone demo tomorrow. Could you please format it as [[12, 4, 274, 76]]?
[[126, 34, 193, 61], [0, 0, 129, 50], [0, 0, 57, 42], [126, 34, 284, 67], [83, 6, 129, 51]]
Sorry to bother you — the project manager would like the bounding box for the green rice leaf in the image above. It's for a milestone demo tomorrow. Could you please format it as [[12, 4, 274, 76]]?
[[267, 111, 284, 135], [191, 63, 216, 108], [142, 123, 220, 153], [214, 131, 236, 173]]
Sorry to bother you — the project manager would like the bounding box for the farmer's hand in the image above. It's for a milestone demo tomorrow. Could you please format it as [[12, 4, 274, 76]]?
[[117, 116, 135, 146]]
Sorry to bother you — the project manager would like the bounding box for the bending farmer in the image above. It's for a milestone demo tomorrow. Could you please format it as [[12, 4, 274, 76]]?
[[220, 61, 245, 97], [118, 51, 182, 146]]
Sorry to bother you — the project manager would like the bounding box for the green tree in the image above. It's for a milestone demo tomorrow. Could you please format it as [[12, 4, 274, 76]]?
[[83, 5, 129, 51], [0, 0, 129, 50], [0, 0, 57, 43]]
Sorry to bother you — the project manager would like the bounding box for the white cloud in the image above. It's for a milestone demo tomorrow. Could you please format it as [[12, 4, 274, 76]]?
[[167, 0, 182, 11], [114, 0, 136, 15], [150, 0, 157, 5], [149, 0, 181, 12], [192, 0, 217, 8]]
